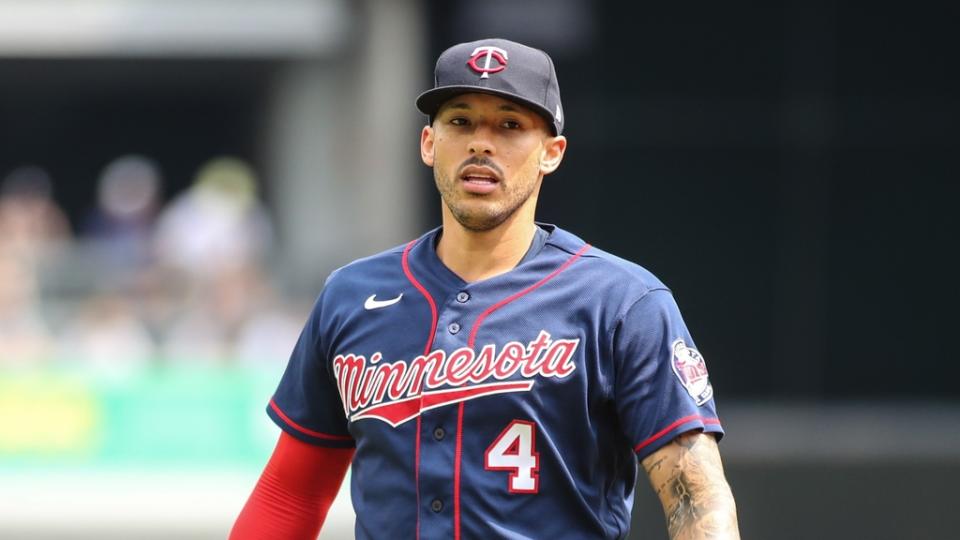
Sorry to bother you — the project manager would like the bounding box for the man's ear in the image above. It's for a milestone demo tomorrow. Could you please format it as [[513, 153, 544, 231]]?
[[420, 125, 435, 167], [539, 135, 567, 175]]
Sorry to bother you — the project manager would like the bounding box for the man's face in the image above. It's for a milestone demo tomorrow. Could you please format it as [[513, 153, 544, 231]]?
[[420, 92, 566, 232]]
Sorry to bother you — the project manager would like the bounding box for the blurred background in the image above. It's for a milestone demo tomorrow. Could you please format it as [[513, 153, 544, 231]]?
[[0, 1, 956, 538]]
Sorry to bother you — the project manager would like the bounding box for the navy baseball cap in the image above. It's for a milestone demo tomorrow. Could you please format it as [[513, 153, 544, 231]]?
[[416, 38, 564, 135]]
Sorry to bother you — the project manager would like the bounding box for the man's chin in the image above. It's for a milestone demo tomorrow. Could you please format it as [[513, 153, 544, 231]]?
[[448, 205, 511, 232], [453, 213, 507, 232]]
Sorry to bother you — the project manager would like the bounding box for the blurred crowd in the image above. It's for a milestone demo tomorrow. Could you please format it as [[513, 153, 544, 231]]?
[[0, 156, 306, 370]]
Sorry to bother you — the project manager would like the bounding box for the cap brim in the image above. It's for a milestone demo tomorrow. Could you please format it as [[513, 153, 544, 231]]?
[[415, 86, 558, 135]]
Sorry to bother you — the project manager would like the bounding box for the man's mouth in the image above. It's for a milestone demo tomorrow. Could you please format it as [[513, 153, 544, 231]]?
[[462, 175, 497, 184], [459, 166, 501, 194]]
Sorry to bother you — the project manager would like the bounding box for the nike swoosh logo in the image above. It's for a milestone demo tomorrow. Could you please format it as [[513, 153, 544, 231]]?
[[364, 293, 403, 310]]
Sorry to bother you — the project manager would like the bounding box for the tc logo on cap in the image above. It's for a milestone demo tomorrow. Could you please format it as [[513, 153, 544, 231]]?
[[467, 46, 508, 79]]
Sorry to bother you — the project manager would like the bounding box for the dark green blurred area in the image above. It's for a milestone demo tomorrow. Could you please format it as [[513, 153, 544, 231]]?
[[426, 1, 959, 399]]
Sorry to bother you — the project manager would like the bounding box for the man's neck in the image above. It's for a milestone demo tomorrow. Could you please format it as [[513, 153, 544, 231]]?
[[436, 212, 538, 283]]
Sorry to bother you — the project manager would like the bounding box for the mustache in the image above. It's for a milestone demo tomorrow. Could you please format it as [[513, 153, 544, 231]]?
[[457, 156, 504, 179]]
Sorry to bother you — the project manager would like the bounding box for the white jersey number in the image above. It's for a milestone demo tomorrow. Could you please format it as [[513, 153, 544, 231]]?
[[484, 420, 539, 493]]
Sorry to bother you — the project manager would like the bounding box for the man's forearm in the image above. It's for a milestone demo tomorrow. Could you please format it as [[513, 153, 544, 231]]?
[[643, 432, 740, 540], [230, 432, 354, 540]]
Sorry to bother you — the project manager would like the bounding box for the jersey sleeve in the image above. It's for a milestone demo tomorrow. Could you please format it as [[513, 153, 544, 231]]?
[[267, 292, 355, 448], [612, 289, 723, 461]]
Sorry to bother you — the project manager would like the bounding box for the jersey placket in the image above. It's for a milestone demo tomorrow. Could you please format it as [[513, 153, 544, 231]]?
[[416, 287, 473, 539]]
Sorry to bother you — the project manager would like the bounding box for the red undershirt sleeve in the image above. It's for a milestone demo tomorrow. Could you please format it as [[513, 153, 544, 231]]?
[[230, 431, 355, 540]]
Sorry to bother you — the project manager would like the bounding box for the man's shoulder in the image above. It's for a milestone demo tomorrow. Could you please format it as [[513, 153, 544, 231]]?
[[547, 225, 669, 295], [581, 244, 669, 292], [323, 236, 422, 289]]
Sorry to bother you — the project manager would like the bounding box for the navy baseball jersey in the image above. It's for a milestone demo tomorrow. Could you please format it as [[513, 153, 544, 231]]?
[[268, 224, 724, 539]]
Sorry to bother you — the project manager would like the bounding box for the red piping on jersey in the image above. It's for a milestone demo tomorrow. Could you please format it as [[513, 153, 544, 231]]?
[[402, 239, 439, 355], [414, 414, 422, 540], [402, 238, 439, 540], [268, 399, 353, 441], [466, 243, 592, 348], [454, 242, 591, 540], [453, 402, 465, 539], [633, 414, 722, 453]]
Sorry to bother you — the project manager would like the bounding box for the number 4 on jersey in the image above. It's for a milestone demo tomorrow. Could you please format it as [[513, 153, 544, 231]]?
[[484, 420, 540, 494]]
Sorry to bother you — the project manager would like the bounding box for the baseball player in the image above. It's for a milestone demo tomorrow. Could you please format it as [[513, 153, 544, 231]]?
[[231, 38, 740, 540]]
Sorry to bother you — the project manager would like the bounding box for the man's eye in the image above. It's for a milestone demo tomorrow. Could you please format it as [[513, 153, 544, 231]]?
[[450, 117, 468, 126], [502, 120, 521, 129]]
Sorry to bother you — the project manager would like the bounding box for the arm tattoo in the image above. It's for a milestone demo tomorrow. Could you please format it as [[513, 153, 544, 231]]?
[[642, 456, 666, 475], [642, 432, 740, 540]]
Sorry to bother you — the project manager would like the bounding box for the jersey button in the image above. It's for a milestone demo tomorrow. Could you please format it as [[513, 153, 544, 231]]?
[[456, 291, 470, 303], [433, 427, 445, 441], [430, 499, 444, 512], [448, 322, 461, 334]]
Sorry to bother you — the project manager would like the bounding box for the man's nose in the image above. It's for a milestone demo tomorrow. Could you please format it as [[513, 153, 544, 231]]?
[[468, 126, 495, 155]]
